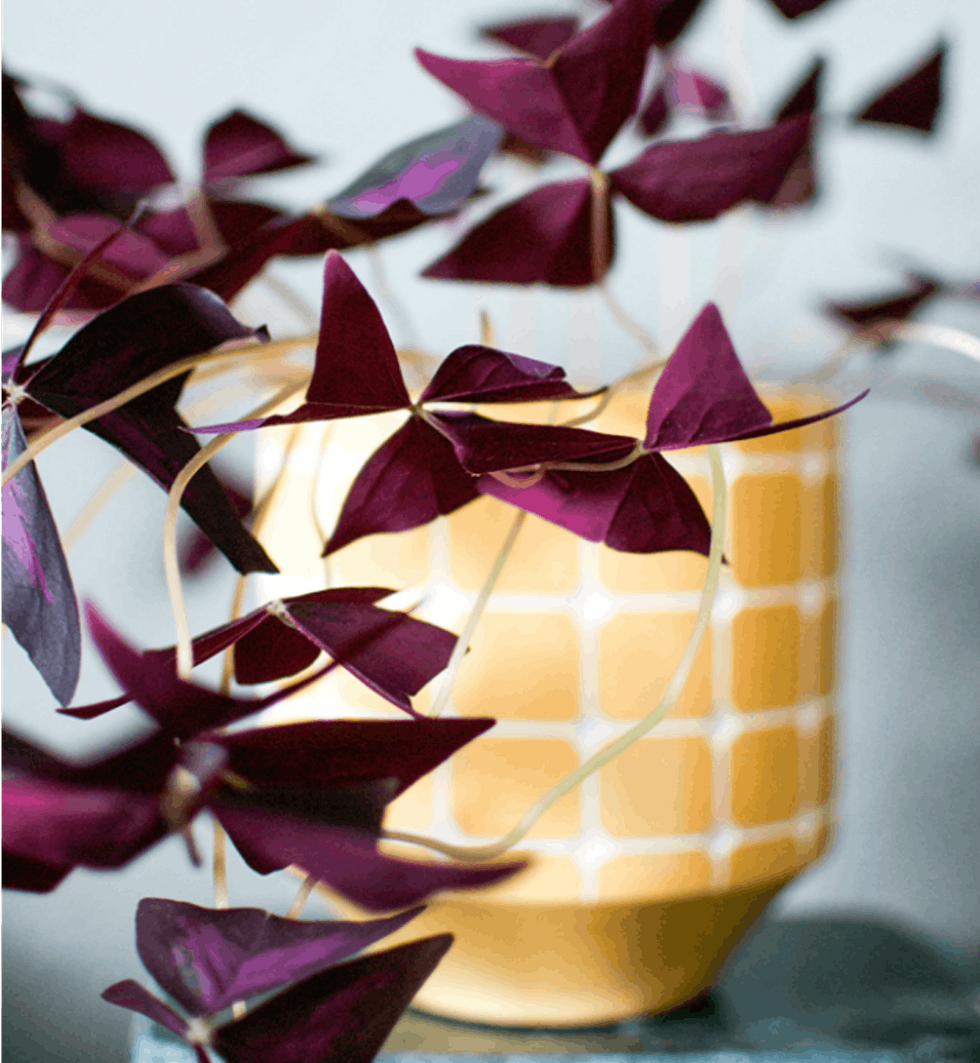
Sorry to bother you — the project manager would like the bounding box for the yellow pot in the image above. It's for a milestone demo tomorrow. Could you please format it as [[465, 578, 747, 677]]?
[[257, 382, 840, 1027]]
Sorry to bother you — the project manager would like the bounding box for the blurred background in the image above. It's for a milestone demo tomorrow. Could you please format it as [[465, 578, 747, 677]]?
[[3, 0, 979, 1060]]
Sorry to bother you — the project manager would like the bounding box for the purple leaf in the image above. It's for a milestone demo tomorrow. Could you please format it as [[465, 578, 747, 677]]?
[[211, 717, 495, 796], [775, 58, 824, 122], [328, 115, 502, 219], [825, 275, 939, 337], [639, 82, 670, 136], [610, 116, 811, 222], [1, 408, 81, 705], [135, 898, 424, 1016], [420, 344, 591, 404], [2, 852, 73, 893], [24, 284, 277, 574], [431, 410, 635, 474], [479, 452, 711, 556], [480, 17, 580, 60], [102, 981, 189, 1040], [194, 253, 410, 433], [855, 43, 944, 133], [416, 0, 654, 165], [203, 110, 315, 182], [767, 0, 835, 18], [211, 935, 454, 1063], [180, 466, 253, 575], [761, 58, 824, 208], [665, 61, 730, 120], [324, 417, 479, 556], [648, 0, 707, 47], [211, 805, 523, 909], [422, 178, 611, 287], [645, 303, 867, 448]]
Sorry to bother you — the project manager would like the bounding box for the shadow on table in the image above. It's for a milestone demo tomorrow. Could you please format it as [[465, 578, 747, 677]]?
[[382, 915, 980, 1061]]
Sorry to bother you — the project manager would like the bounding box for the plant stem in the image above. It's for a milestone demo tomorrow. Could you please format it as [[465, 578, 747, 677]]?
[[62, 461, 137, 550], [163, 381, 306, 680], [286, 874, 318, 919], [213, 818, 229, 908], [589, 168, 611, 284], [428, 508, 528, 719], [597, 278, 660, 362], [262, 272, 321, 333], [385, 444, 727, 862]]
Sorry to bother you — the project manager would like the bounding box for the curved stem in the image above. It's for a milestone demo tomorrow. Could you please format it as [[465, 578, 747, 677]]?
[[163, 381, 306, 679], [597, 278, 660, 361], [887, 322, 980, 367], [386, 445, 727, 861], [428, 508, 528, 719]]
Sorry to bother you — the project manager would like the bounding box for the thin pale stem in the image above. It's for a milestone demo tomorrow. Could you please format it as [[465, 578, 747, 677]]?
[[262, 273, 321, 333], [286, 874, 318, 919], [366, 243, 420, 350], [429, 509, 528, 719], [62, 461, 137, 550], [386, 445, 727, 862], [889, 322, 980, 367], [598, 278, 661, 362], [2, 337, 316, 488], [163, 382, 306, 679], [213, 818, 229, 908], [479, 309, 495, 347]]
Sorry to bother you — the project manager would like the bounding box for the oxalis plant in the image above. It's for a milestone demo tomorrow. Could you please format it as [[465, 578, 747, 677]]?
[[3, 0, 977, 1060]]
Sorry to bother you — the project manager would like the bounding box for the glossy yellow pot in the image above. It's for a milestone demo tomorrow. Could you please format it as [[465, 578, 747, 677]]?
[[258, 382, 840, 1027]]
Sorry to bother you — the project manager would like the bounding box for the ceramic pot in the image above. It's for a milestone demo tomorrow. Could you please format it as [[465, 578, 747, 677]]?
[[256, 382, 840, 1027]]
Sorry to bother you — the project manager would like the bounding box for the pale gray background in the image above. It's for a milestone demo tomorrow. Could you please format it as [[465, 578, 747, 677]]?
[[3, 0, 979, 1060]]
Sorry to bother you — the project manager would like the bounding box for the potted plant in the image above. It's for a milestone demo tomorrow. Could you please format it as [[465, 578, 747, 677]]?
[[4, 0, 976, 1054]]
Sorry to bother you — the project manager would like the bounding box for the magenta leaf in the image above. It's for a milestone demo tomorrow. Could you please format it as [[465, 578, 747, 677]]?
[[825, 275, 939, 336], [767, 0, 835, 18], [211, 935, 454, 1063], [203, 109, 315, 182], [855, 43, 944, 133], [610, 116, 811, 222], [431, 411, 635, 474], [665, 60, 730, 120], [324, 417, 479, 556], [479, 452, 711, 556], [211, 717, 495, 797], [1, 408, 81, 705], [135, 898, 424, 1016], [211, 804, 523, 909], [648, 0, 707, 47], [481, 16, 580, 60], [102, 981, 189, 1040], [644, 303, 868, 449], [195, 253, 410, 433], [328, 115, 502, 219], [417, 0, 654, 165], [762, 58, 823, 208], [775, 58, 824, 122], [2, 852, 73, 893], [422, 178, 612, 287], [420, 344, 593, 404], [639, 83, 671, 136], [23, 284, 277, 574]]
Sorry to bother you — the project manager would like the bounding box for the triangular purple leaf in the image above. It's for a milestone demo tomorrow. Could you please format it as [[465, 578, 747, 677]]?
[[101, 981, 189, 1040], [825, 275, 939, 335], [2, 407, 81, 705], [855, 43, 944, 133], [767, 0, 836, 19], [420, 344, 590, 404], [324, 417, 479, 556], [775, 58, 824, 122], [203, 109, 315, 182], [648, 0, 706, 47], [210, 805, 524, 909], [422, 179, 611, 287], [610, 116, 811, 223], [639, 82, 670, 136], [211, 935, 454, 1063], [479, 452, 711, 556], [481, 17, 580, 60], [23, 284, 277, 574], [136, 898, 424, 1016], [431, 410, 635, 474], [328, 115, 502, 219]]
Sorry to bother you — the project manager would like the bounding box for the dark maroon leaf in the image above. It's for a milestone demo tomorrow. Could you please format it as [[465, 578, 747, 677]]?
[[479, 452, 711, 556], [825, 275, 939, 337], [420, 344, 591, 404], [24, 284, 277, 574], [324, 417, 479, 556], [180, 467, 253, 575], [56, 694, 132, 720], [480, 16, 580, 60], [762, 59, 824, 208], [649, 0, 706, 47], [431, 410, 635, 474], [2, 852, 72, 893], [639, 83, 670, 136], [212, 717, 495, 796], [646, 303, 867, 447], [855, 43, 944, 133], [136, 898, 423, 1016], [422, 178, 612, 287], [102, 981, 189, 1040], [204, 110, 315, 182], [195, 253, 410, 433], [610, 116, 811, 222], [2, 408, 81, 705], [666, 61, 729, 120], [211, 804, 523, 909], [211, 936, 454, 1063], [328, 115, 502, 219], [416, 0, 654, 165], [767, 0, 836, 18], [775, 58, 824, 121]]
